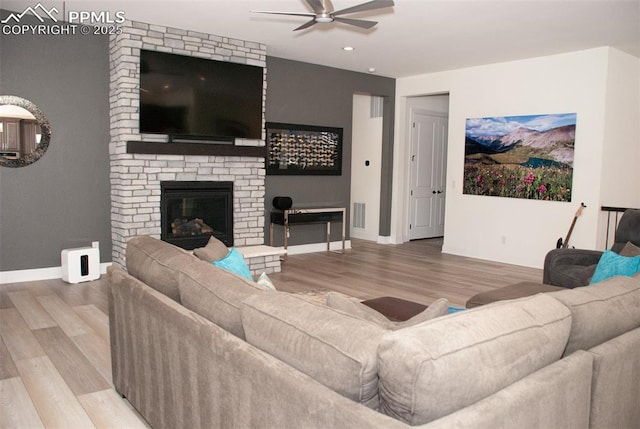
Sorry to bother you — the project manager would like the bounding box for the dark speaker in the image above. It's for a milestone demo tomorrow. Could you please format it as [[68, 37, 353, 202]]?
[[80, 255, 89, 276], [273, 196, 293, 210]]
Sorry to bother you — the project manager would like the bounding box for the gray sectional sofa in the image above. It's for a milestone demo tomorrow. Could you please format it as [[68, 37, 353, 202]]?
[[109, 236, 640, 428]]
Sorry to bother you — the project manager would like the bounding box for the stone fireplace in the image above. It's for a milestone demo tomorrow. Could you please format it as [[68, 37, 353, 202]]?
[[109, 19, 267, 268]]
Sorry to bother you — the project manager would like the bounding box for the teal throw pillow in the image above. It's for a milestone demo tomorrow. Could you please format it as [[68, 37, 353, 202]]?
[[589, 249, 640, 284], [212, 248, 253, 281]]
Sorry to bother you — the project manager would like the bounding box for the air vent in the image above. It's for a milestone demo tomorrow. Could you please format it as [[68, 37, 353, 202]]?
[[370, 96, 383, 118], [353, 203, 366, 229]]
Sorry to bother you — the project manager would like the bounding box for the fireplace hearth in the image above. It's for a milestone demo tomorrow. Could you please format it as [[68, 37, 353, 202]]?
[[161, 181, 233, 250]]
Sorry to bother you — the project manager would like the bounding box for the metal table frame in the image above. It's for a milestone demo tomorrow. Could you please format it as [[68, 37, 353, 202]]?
[[269, 207, 346, 259]]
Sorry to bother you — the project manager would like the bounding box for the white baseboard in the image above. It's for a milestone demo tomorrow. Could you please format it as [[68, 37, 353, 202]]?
[[350, 229, 378, 242], [284, 240, 352, 255], [1, 263, 112, 284], [1, 241, 353, 283]]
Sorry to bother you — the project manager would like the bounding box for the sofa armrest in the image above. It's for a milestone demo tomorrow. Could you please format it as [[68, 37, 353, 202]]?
[[543, 248, 603, 287], [588, 328, 640, 428]]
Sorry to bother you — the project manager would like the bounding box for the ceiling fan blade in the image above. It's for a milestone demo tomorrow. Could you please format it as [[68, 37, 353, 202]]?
[[333, 0, 394, 17], [305, 0, 331, 14], [333, 17, 378, 29], [293, 19, 318, 31], [251, 10, 316, 18]]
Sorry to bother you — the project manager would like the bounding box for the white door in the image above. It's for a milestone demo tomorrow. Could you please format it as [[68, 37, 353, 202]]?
[[409, 111, 447, 240]]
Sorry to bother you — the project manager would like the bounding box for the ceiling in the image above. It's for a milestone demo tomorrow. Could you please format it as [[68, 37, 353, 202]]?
[[5, 0, 640, 78]]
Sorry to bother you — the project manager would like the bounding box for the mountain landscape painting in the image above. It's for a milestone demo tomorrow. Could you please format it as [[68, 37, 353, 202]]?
[[464, 113, 576, 201]]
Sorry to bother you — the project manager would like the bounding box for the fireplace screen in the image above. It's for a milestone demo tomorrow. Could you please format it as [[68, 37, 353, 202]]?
[[161, 181, 233, 249]]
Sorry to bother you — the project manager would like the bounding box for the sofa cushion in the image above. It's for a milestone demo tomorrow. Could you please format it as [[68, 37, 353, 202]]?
[[620, 241, 640, 257], [326, 292, 449, 330], [193, 235, 229, 262], [590, 250, 640, 284], [550, 275, 640, 355], [125, 235, 195, 303], [377, 293, 572, 425], [178, 258, 265, 339], [420, 351, 593, 429], [241, 292, 387, 408]]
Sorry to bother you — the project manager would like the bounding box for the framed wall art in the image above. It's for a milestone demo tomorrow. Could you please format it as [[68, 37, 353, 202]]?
[[463, 113, 576, 201], [266, 122, 343, 175]]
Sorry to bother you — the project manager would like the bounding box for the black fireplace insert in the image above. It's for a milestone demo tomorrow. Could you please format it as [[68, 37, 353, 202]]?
[[160, 181, 233, 250]]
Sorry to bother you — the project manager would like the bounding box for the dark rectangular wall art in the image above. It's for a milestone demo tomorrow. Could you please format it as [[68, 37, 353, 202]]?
[[266, 122, 343, 175]]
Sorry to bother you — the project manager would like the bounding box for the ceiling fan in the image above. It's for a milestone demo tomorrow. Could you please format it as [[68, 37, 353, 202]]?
[[252, 0, 395, 31]]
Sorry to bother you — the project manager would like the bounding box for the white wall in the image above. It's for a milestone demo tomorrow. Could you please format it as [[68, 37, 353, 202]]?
[[391, 47, 639, 268], [597, 48, 640, 248], [600, 49, 640, 208], [351, 94, 383, 241]]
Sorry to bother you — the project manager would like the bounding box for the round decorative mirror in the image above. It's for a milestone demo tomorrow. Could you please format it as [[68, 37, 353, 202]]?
[[0, 95, 51, 167]]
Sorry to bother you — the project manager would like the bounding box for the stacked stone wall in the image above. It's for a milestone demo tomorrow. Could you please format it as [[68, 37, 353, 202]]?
[[109, 20, 266, 267]]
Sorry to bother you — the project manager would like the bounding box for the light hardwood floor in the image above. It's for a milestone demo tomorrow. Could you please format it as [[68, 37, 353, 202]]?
[[0, 238, 542, 428], [270, 238, 542, 307], [0, 276, 150, 429]]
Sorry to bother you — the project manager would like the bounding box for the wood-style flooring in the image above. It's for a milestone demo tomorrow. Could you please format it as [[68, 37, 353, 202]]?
[[0, 276, 149, 429], [270, 238, 542, 307], [0, 238, 542, 428]]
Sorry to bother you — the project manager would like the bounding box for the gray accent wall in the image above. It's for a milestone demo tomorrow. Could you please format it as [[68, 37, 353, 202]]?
[[0, 11, 112, 270], [265, 57, 395, 246], [0, 19, 396, 271]]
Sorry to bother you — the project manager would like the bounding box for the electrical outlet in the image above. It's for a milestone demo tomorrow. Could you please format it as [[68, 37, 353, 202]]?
[[501, 236, 507, 245]]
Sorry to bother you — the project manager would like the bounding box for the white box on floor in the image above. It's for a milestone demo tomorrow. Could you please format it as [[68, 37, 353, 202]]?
[[61, 246, 100, 283]]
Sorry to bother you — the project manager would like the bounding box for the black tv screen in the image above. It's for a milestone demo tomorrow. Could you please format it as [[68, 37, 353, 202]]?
[[139, 49, 263, 140]]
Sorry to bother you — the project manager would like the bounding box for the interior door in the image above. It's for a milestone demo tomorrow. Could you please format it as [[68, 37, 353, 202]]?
[[409, 111, 448, 240]]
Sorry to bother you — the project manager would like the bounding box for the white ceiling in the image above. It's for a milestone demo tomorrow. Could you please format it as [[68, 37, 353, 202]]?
[[5, 0, 640, 78]]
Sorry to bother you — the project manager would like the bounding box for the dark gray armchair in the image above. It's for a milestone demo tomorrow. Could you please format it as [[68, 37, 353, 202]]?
[[543, 209, 640, 288]]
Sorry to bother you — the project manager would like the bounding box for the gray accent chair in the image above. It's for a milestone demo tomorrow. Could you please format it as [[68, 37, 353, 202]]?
[[543, 209, 640, 288]]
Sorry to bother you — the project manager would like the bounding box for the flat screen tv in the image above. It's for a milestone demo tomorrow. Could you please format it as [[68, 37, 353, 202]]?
[[139, 49, 263, 141]]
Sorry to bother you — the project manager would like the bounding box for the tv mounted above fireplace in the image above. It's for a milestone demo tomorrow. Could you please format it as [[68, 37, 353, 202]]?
[[139, 49, 264, 142]]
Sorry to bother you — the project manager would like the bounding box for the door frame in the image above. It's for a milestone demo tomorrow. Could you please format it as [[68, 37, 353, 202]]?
[[408, 108, 448, 240], [391, 94, 450, 244]]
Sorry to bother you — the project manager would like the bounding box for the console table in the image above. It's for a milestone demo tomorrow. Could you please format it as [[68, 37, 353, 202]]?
[[270, 207, 346, 259]]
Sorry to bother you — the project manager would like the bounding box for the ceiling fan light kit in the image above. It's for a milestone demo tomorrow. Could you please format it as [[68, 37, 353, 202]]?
[[252, 0, 395, 31], [315, 14, 334, 23]]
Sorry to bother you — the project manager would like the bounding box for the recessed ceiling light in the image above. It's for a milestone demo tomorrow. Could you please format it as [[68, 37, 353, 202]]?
[[343, 46, 355, 51], [368, 67, 376, 73]]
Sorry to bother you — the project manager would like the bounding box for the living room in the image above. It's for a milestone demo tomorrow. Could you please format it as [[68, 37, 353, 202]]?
[[1, 1, 640, 428], [1, 1, 638, 280]]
